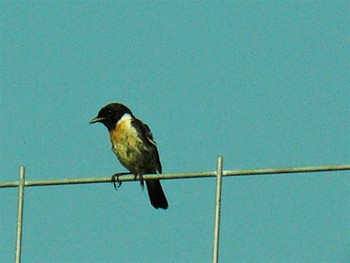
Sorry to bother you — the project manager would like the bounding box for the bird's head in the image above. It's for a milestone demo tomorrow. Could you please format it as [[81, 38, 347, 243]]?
[[90, 103, 133, 131]]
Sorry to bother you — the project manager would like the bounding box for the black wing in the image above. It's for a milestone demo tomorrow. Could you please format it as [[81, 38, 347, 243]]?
[[132, 118, 162, 173]]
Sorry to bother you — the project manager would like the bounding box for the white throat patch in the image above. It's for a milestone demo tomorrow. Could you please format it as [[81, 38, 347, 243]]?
[[117, 113, 132, 125]]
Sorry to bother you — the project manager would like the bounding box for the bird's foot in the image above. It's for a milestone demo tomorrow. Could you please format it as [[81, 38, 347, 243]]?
[[111, 172, 131, 190], [112, 173, 122, 190], [134, 174, 145, 191], [140, 176, 144, 191]]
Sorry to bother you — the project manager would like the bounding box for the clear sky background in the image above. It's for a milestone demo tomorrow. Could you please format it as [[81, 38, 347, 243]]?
[[1, 1, 349, 263]]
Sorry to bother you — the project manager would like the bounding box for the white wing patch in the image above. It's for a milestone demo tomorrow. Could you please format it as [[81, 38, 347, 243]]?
[[147, 136, 157, 146]]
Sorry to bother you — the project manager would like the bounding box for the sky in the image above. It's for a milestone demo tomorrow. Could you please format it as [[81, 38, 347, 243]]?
[[1, 1, 349, 263]]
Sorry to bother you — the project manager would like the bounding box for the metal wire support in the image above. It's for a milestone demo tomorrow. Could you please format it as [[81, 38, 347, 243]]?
[[213, 156, 223, 263], [0, 162, 348, 263], [1, 165, 349, 189], [15, 166, 25, 263]]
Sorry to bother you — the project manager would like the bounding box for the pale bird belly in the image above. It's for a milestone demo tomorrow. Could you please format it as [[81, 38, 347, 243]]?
[[109, 121, 146, 175]]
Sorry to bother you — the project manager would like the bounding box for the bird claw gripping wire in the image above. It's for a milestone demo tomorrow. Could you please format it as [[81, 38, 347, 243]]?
[[111, 172, 131, 190], [136, 174, 145, 191]]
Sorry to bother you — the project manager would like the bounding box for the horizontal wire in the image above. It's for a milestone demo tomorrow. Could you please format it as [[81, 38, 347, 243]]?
[[0, 164, 349, 188]]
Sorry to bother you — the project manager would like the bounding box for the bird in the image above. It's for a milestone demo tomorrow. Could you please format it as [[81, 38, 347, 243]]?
[[90, 103, 168, 210]]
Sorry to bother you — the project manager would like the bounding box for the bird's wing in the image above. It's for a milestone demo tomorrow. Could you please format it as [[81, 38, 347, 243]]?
[[132, 118, 162, 174]]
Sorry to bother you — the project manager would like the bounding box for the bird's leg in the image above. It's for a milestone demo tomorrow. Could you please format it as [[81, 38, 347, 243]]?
[[135, 174, 145, 191], [111, 172, 131, 190], [140, 174, 144, 191]]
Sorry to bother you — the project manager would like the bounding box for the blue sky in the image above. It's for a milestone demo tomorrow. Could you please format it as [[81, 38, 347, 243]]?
[[1, 1, 349, 262]]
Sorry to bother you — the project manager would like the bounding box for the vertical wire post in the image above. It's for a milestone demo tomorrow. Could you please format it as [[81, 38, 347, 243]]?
[[213, 156, 223, 263], [15, 165, 25, 263]]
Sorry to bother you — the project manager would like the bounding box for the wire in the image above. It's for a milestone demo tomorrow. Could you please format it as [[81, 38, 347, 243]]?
[[1, 164, 349, 188]]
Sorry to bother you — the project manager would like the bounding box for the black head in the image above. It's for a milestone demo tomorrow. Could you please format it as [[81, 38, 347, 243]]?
[[90, 103, 133, 131]]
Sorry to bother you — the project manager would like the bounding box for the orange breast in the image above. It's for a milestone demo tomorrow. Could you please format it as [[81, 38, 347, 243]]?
[[109, 118, 139, 147], [108, 118, 143, 174], [109, 119, 127, 144]]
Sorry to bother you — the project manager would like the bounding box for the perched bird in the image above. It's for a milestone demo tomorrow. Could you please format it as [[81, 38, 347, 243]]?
[[90, 103, 168, 210]]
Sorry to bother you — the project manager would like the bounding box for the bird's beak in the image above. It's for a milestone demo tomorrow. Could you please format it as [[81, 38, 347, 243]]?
[[89, 117, 105, 124]]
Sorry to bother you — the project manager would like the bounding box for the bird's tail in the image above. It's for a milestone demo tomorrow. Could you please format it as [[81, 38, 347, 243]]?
[[146, 179, 168, 210]]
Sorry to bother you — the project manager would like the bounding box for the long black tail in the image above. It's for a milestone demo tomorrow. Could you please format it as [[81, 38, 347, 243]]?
[[146, 179, 168, 209]]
